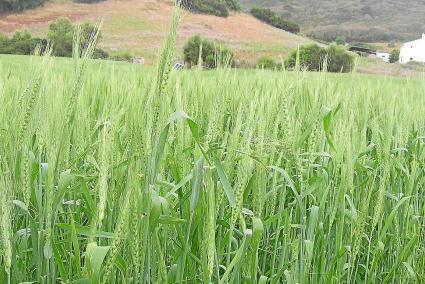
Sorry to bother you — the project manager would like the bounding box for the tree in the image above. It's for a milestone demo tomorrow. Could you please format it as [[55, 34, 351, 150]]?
[[183, 35, 233, 68], [0, 30, 45, 55], [256, 56, 277, 69], [335, 36, 346, 45], [285, 44, 354, 73], [0, 0, 46, 12], [47, 17, 103, 57], [389, 49, 400, 63], [326, 44, 354, 72], [180, 0, 241, 17], [47, 17, 74, 57], [285, 44, 327, 71]]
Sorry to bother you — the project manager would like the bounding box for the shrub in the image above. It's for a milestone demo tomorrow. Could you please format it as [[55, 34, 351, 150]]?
[[48, 17, 74, 57], [47, 17, 105, 57], [0, 0, 46, 12], [285, 44, 354, 73], [256, 56, 277, 69], [285, 44, 327, 71], [0, 30, 45, 55], [326, 44, 354, 72], [110, 51, 133, 62], [251, 7, 300, 34], [183, 35, 234, 68], [73, 0, 105, 3], [93, 48, 109, 59], [335, 36, 346, 45], [181, 0, 240, 17], [0, 18, 108, 58], [389, 49, 400, 63], [224, 0, 241, 11]]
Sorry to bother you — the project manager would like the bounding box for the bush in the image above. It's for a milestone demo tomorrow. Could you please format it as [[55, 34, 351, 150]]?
[[183, 35, 234, 68], [326, 44, 354, 72], [251, 7, 300, 34], [285, 44, 327, 71], [73, 0, 105, 3], [0, 17, 108, 58], [110, 51, 133, 62], [181, 0, 241, 17], [335, 36, 346, 45], [48, 17, 74, 57], [0, 0, 46, 12], [0, 30, 46, 55], [93, 48, 109, 59], [256, 56, 277, 69], [224, 0, 241, 11], [389, 49, 400, 63], [285, 44, 354, 73], [47, 17, 105, 58]]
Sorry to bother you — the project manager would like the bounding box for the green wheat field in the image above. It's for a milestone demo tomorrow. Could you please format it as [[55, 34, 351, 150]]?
[[1, 8, 425, 284]]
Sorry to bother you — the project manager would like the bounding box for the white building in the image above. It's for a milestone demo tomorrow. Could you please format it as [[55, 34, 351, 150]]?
[[399, 34, 425, 64], [376, 51, 390, 62]]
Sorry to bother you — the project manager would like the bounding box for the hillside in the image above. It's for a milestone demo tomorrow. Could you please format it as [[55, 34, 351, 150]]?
[[240, 0, 425, 42], [0, 0, 313, 64]]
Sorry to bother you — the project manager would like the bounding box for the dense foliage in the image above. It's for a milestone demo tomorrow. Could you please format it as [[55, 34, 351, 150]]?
[[109, 51, 134, 62], [0, 0, 46, 12], [0, 17, 108, 59], [0, 0, 104, 11], [48, 17, 106, 58], [256, 56, 277, 69], [285, 44, 354, 73], [181, 0, 240, 17], [250, 7, 300, 34], [73, 0, 106, 3], [335, 36, 346, 45], [183, 35, 233, 68], [0, 31, 46, 55], [389, 49, 400, 63]]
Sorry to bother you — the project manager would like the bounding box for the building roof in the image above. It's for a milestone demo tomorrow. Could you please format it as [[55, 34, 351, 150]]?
[[403, 34, 425, 46]]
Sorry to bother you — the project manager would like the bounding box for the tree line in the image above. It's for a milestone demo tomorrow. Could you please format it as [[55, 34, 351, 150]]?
[[180, 0, 241, 17], [0, 0, 104, 12], [0, 17, 108, 59]]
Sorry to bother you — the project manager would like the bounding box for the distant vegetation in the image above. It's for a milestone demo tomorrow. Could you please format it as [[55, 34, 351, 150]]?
[[0, 0, 104, 11], [0, 17, 108, 59], [183, 35, 234, 68], [0, 0, 46, 12], [389, 49, 400, 64], [335, 36, 346, 46], [285, 44, 354, 73], [240, 0, 425, 42], [250, 7, 300, 34], [73, 0, 105, 3], [0, 31, 45, 55], [181, 0, 240, 17], [256, 56, 278, 70]]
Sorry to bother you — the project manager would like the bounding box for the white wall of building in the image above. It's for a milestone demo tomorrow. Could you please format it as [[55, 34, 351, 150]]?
[[399, 34, 425, 64], [376, 52, 390, 62]]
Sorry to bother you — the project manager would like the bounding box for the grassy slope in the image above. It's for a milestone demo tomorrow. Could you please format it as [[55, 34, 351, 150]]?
[[0, 0, 312, 64], [0, 0, 423, 76]]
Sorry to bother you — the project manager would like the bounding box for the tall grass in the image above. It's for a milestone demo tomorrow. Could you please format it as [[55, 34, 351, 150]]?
[[0, 5, 425, 284]]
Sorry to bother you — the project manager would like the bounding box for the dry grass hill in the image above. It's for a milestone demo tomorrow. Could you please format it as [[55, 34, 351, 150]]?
[[0, 0, 312, 64], [0, 0, 423, 77]]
